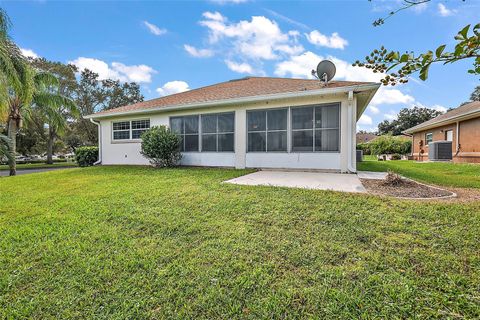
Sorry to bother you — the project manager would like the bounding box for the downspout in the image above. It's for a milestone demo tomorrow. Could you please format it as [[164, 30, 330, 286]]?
[[89, 118, 102, 165], [454, 121, 461, 157], [347, 90, 356, 173]]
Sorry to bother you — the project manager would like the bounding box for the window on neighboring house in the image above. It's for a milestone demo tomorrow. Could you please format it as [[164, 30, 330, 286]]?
[[201, 113, 235, 152], [425, 132, 433, 145], [247, 108, 288, 152], [112, 119, 150, 141], [170, 115, 199, 152], [291, 103, 340, 152]]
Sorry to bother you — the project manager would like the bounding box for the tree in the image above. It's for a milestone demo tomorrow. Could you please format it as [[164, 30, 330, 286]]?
[[0, 133, 13, 166], [355, 1, 478, 85], [377, 106, 443, 135], [6, 66, 76, 175], [30, 58, 79, 164], [469, 85, 480, 101], [74, 69, 144, 144]]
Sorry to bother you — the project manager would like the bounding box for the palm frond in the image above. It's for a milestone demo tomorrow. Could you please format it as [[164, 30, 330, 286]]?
[[0, 133, 14, 164]]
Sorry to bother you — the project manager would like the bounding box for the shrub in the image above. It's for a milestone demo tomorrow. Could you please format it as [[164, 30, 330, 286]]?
[[75, 146, 99, 167], [356, 142, 371, 155], [369, 135, 411, 155], [391, 153, 402, 160], [141, 126, 182, 167]]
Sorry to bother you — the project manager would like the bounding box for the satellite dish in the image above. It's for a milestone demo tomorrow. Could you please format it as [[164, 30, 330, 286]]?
[[313, 60, 336, 85]]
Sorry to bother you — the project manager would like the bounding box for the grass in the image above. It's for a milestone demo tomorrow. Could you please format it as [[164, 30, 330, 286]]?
[[0, 161, 77, 171], [358, 159, 480, 189], [1, 166, 479, 319]]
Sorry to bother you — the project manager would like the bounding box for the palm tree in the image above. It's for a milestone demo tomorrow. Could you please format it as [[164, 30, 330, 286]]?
[[7, 69, 76, 175], [0, 133, 13, 167]]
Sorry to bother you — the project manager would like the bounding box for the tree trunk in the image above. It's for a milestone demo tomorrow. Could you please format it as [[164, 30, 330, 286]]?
[[7, 118, 17, 176], [46, 127, 54, 165]]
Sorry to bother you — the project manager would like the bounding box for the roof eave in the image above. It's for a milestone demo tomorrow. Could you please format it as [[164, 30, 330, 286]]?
[[85, 83, 381, 120], [404, 109, 480, 134]]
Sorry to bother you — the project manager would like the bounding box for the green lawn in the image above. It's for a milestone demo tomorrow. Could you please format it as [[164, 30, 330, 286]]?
[[1, 167, 479, 319], [358, 159, 480, 189], [0, 161, 77, 171]]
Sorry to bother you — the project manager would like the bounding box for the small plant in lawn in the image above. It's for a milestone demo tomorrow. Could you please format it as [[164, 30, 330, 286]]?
[[382, 170, 404, 186], [75, 146, 98, 167], [141, 125, 182, 167]]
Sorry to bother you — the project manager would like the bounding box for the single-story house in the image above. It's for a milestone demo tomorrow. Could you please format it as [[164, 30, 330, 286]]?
[[85, 77, 380, 172], [404, 101, 480, 163]]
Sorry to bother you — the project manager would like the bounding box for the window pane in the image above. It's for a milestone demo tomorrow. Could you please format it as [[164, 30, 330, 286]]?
[[247, 111, 266, 131], [132, 119, 150, 129], [292, 130, 313, 152], [202, 115, 217, 134], [132, 129, 147, 139], [113, 121, 130, 130], [113, 130, 130, 140], [170, 117, 183, 134], [202, 134, 216, 152], [184, 116, 199, 134], [292, 107, 313, 130], [315, 129, 339, 151], [315, 104, 339, 129], [248, 132, 266, 152], [184, 135, 199, 151], [218, 133, 234, 152], [218, 113, 234, 132], [179, 136, 184, 152], [267, 109, 287, 131], [267, 131, 287, 152]]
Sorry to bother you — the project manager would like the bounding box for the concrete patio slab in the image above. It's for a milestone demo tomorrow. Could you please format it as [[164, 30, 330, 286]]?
[[357, 171, 388, 180], [225, 170, 366, 193]]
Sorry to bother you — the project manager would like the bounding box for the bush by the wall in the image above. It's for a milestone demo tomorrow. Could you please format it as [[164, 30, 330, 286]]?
[[356, 142, 371, 155], [141, 126, 182, 167], [75, 146, 99, 167], [368, 135, 411, 155]]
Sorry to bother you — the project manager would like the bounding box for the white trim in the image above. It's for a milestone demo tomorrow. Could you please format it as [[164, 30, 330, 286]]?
[[85, 83, 380, 120]]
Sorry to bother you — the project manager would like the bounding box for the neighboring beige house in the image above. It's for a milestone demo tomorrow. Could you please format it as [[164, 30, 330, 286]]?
[[85, 77, 380, 172], [356, 132, 377, 144], [404, 101, 480, 163]]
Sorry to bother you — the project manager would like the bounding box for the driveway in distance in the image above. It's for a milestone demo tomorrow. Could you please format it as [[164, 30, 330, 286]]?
[[0, 167, 74, 177]]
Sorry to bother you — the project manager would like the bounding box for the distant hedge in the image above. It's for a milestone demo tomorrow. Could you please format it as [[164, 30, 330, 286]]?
[[75, 146, 99, 167], [357, 135, 411, 155]]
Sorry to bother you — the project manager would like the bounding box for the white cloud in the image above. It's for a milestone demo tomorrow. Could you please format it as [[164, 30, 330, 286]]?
[[358, 114, 373, 125], [438, 3, 456, 16], [305, 30, 348, 49], [199, 11, 303, 61], [370, 87, 415, 106], [20, 48, 38, 59], [384, 111, 397, 121], [368, 105, 380, 114], [415, 102, 448, 113], [69, 57, 156, 83], [143, 21, 167, 36], [156, 81, 190, 96], [184, 44, 214, 58], [225, 60, 254, 74]]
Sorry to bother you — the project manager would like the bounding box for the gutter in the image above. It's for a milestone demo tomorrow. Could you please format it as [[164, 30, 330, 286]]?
[[347, 90, 356, 173], [89, 118, 102, 165], [85, 83, 381, 120]]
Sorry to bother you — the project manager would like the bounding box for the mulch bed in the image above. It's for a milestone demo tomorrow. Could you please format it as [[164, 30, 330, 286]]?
[[361, 178, 454, 199]]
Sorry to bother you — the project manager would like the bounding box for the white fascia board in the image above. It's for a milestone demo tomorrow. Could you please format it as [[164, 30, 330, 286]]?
[[404, 109, 480, 134], [85, 83, 381, 120]]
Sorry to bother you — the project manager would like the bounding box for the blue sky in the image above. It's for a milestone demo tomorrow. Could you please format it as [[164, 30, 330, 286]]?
[[3, 0, 479, 131]]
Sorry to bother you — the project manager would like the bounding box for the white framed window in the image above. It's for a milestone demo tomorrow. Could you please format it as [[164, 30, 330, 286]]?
[[425, 132, 433, 145], [247, 108, 288, 152], [112, 119, 150, 141], [291, 103, 340, 152], [201, 112, 235, 152]]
